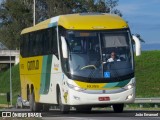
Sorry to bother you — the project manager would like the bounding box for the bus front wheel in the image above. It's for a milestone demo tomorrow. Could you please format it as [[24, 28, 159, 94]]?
[[58, 91, 70, 114], [113, 104, 124, 113]]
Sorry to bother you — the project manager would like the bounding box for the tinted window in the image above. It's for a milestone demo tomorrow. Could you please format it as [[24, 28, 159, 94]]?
[[20, 27, 58, 58]]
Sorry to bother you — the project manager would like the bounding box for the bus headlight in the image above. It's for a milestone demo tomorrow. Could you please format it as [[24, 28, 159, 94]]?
[[67, 82, 85, 92], [126, 94, 133, 100], [123, 83, 135, 90]]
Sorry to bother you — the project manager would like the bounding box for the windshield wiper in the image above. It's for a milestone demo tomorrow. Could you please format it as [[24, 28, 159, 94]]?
[[88, 59, 102, 81]]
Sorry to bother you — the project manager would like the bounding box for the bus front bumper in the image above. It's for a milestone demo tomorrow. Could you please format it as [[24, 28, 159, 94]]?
[[66, 87, 135, 105]]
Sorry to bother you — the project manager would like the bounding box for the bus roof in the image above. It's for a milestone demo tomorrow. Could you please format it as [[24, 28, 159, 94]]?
[[21, 13, 128, 34]]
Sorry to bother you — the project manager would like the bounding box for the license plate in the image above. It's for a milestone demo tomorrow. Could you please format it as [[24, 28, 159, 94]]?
[[98, 97, 110, 101]]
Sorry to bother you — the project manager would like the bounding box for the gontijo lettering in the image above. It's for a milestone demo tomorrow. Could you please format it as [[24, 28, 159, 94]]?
[[27, 60, 39, 70]]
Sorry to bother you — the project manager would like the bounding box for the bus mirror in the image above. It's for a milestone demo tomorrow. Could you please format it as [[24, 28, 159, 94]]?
[[132, 35, 141, 56], [61, 36, 68, 58]]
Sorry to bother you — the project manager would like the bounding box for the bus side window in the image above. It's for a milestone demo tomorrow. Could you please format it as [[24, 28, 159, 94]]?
[[52, 27, 58, 59], [39, 31, 43, 55], [20, 35, 25, 57], [42, 30, 48, 55], [29, 32, 34, 56], [21, 27, 59, 58], [48, 28, 52, 54], [22, 34, 29, 57]]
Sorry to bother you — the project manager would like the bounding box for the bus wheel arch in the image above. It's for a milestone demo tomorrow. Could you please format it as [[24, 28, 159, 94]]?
[[56, 84, 60, 104], [29, 84, 42, 112], [56, 84, 70, 113]]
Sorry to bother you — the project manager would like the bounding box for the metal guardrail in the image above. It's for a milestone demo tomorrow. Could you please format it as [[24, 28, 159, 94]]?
[[0, 93, 6, 96], [135, 98, 160, 103], [0, 93, 160, 104], [0, 93, 160, 102]]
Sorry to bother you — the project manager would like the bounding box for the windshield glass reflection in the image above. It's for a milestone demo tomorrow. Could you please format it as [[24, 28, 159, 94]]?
[[65, 30, 133, 80]]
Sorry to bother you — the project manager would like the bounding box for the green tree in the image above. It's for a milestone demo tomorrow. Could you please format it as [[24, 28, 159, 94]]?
[[0, 0, 32, 49], [0, 0, 120, 49], [44, 0, 119, 17]]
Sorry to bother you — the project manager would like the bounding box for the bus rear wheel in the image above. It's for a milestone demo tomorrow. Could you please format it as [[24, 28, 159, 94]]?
[[29, 92, 42, 112], [113, 104, 124, 113], [58, 91, 70, 114]]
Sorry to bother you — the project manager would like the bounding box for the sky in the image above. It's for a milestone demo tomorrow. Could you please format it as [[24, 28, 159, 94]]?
[[116, 0, 160, 44], [0, 0, 159, 44]]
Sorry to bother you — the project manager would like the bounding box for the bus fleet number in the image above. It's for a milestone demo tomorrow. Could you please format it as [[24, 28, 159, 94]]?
[[87, 85, 99, 88]]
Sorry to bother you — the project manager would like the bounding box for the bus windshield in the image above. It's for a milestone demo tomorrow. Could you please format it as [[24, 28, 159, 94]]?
[[65, 30, 134, 81]]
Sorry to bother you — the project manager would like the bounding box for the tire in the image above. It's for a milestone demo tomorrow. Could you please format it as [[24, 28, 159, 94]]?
[[113, 104, 124, 113], [76, 106, 92, 113], [29, 92, 42, 112], [58, 91, 70, 114]]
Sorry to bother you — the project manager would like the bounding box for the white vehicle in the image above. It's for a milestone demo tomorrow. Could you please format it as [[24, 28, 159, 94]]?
[[16, 96, 29, 109]]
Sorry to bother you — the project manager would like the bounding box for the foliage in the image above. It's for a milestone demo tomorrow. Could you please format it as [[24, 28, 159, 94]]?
[[45, 0, 122, 17], [0, 64, 20, 104], [0, 0, 33, 49], [135, 51, 160, 97], [0, 0, 120, 49]]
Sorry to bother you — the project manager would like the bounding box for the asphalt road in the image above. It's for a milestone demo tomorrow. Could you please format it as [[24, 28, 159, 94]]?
[[0, 108, 160, 120]]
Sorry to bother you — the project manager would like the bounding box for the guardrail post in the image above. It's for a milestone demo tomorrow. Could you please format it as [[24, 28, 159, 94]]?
[[154, 104, 158, 108], [125, 105, 129, 108], [140, 104, 143, 108]]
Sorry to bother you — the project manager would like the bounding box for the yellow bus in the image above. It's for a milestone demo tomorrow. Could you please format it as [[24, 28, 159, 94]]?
[[20, 13, 141, 113]]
